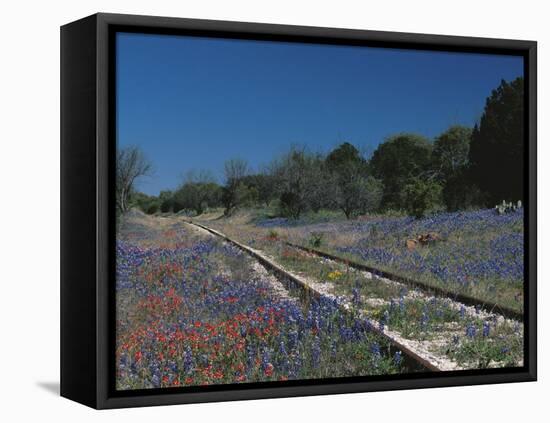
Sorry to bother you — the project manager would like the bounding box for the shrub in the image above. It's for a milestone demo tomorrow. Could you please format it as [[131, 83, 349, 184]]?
[[145, 203, 159, 215], [160, 198, 173, 213], [279, 191, 304, 219], [267, 229, 279, 240], [223, 182, 254, 216], [308, 232, 324, 248], [402, 178, 443, 218]]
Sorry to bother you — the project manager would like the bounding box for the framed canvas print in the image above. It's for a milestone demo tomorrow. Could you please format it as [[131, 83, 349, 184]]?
[[60, 13, 537, 409]]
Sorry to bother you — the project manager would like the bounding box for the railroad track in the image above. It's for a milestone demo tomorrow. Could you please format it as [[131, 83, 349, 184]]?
[[284, 241, 523, 322], [185, 220, 442, 372]]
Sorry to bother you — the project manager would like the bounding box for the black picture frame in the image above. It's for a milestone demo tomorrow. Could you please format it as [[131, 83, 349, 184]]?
[[60, 12, 537, 409]]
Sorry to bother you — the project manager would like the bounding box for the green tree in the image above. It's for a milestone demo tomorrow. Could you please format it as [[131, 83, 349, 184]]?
[[306, 158, 336, 213], [174, 182, 221, 215], [131, 192, 160, 215], [370, 134, 433, 209], [240, 173, 277, 207], [433, 126, 472, 179], [432, 126, 474, 211], [326, 142, 364, 171], [274, 147, 321, 219], [173, 170, 222, 215], [402, 178, 443, 218], [335, 173, 383, 218], [469, 77, 524, 204], [159, 190, 174, 213], [326, 143, 381, 218]]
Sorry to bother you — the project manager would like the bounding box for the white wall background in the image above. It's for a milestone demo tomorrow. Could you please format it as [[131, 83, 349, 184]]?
[[1, 0, 546, 421]]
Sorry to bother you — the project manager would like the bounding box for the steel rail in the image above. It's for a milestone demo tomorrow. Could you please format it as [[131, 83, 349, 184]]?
[[284, 241, 523, 322], [185, 220, 441, 373]]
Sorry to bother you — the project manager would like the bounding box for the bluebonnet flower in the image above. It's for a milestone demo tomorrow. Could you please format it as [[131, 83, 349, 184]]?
[[246, 344, 256, 370], [393, 351, 402, 365], [399, 297, 405, 312], [261, 349, 271, 372], [482, 321, 490, 337], [312, 339, 321, 368], [371, 343, 381, 357], [352, 287, 361, 305], [331, 340, 338, 358], [183, 347, 193, 373], [420, 312, 429, 330], [151, 374, 160, 388], [288, 329, 299, 350]]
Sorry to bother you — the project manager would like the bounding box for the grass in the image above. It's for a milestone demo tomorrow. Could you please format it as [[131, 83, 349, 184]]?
[[372, 297, 461, 340], [116, 213, 407, 390], [229, 236, 522, 369], [443, 319, 523, 368], [269, 244, 404, 301], [193, 207, 524, 370], [201, 207, 524, 314]]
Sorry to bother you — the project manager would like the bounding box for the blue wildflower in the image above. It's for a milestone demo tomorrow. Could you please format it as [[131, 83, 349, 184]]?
[[393, 351, 402, 365], [482, 321, 490, 337]]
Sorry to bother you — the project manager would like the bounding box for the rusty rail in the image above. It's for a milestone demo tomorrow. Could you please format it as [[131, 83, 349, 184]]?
[[285, 241, 523, 322], [186, 220, 440, 373]]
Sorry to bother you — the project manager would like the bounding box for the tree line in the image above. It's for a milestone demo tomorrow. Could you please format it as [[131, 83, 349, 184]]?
[[118, 77, 524, 219]]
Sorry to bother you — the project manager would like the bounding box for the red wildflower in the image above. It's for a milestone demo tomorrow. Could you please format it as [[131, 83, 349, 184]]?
[[235, 340, 245, 351], [264, 363, 274, 377]]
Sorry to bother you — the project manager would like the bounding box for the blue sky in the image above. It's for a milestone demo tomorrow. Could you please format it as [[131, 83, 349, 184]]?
[[116, 32, 523, 195]]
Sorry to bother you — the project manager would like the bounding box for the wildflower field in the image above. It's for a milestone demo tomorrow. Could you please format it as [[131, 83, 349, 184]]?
[[115, 206, 524, 390], [198, 207, 525, 370], [116, 213, 405, 390], [209, 208, 524, 313]]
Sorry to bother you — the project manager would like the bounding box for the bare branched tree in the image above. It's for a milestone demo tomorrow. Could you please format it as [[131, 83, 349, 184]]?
[[181, 169, 217, 185], [222, 159, 249, 215], [224, 159, 249, 187], [116, 146, 153, 213]]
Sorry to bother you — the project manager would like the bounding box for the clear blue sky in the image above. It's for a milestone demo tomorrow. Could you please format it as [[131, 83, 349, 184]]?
[[116, 32, 523, 195]]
